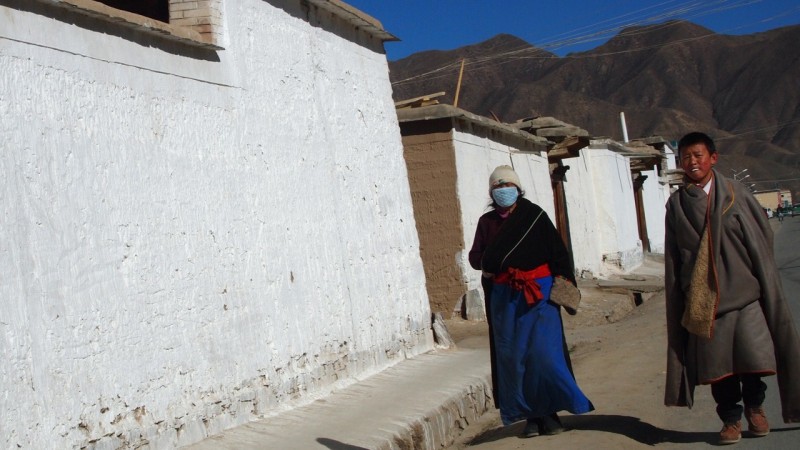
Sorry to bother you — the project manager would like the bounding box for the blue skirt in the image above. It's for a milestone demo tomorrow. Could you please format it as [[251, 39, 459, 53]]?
[[490, 276, 594, 425]]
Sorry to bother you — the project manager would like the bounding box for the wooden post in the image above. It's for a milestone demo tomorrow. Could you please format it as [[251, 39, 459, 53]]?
[[453, 58, 465, 108]]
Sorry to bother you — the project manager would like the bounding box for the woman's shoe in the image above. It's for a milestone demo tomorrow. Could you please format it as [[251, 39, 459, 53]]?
[[521, 418, 539, 438], [538, 413, 565, 435]]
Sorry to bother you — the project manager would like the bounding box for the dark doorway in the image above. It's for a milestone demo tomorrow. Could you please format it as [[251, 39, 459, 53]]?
[[95, 0, 169, 22]]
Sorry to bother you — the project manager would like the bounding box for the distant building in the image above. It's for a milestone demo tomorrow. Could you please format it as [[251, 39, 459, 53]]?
[[558, 138, 644, 276], [753, 189, 782, 211], [780, 189, 793, 208], [514, 122, 670, 276]]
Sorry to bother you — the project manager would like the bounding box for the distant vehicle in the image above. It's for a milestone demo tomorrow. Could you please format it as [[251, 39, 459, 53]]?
[[793, 203, 800, 217]]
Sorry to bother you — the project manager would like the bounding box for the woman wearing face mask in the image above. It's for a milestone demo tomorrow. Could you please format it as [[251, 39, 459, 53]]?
[[468, 165, 594, 438]]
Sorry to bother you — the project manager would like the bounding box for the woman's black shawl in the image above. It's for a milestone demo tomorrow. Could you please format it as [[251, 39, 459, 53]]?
[[481, 198, 576, 283]]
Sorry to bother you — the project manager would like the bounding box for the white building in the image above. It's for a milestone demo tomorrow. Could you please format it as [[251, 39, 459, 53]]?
[[1, 1, 432, 448], [397, 105, 553, 315], [558, 139, 644, 277], [512, 120, 658, 278]]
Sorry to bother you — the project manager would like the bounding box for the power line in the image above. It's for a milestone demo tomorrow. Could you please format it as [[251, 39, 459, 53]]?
[[750, 177, 800, 183], [716, 119, 800, 141], [532, 0, 764, 54], [390, 0, 799, 86], [397, 0, 757, 83]]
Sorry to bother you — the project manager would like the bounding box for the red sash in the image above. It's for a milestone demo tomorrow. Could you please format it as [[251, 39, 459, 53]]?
[[494, 264, 551, 306]]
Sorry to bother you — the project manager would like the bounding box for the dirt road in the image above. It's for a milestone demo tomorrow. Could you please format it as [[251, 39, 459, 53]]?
[[445, 288, 800, 449]]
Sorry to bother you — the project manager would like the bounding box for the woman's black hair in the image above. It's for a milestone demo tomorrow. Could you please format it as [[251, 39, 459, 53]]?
[[489, 185, 525, 210], [678, 132, 716, 156]]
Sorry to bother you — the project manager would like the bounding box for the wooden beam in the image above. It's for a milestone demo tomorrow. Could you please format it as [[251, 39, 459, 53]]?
[[394, 92, 446, 109]]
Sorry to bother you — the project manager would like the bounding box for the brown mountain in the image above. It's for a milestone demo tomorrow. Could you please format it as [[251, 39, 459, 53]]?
[[388, 21, 800, 199]]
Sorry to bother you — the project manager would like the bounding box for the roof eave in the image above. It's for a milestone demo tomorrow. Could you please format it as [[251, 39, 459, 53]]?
[[310, 0, 399, 42]]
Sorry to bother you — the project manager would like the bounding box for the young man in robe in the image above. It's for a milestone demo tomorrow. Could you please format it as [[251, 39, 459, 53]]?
[[664, 132, 800, 444]]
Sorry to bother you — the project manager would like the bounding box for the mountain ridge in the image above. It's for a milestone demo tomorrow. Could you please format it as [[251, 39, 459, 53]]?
[[388, 20, 800, 197]]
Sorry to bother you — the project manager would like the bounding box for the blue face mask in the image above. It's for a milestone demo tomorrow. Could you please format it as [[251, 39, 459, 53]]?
[[492, 186, 519, 208]]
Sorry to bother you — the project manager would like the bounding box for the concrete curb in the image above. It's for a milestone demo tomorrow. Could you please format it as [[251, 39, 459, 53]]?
[[187, 348, 493, 450]]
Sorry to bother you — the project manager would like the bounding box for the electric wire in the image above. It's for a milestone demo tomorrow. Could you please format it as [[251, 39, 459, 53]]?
[[716, 118, 800, 141], [390, 0, 799, 87]]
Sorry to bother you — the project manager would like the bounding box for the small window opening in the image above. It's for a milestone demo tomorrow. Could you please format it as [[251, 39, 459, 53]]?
[[95, 0, 169, 22]]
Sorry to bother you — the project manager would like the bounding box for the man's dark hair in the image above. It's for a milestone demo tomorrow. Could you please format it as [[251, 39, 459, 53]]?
[[678, 132, 716, 155]]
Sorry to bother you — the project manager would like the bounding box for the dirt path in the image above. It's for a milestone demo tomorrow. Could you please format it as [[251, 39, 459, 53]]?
[[444, 294, 726, 449], [444, 222, 796, 449]]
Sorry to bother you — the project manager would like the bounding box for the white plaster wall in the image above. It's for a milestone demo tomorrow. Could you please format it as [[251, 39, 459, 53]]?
[[641, 166, 667, 254], [449, 131, 552, 295], [664, 145, 678, 170], [510, 152, 557, 219], [561, 152, 602, 277], [596, 152, 642, 273], [0, 2, 431, 449], [562, 149, 642, 277]]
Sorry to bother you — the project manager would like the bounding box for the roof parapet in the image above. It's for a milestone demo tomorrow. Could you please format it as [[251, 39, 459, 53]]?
[[310, 0, 398, 41], [396, 104, 551, 152]]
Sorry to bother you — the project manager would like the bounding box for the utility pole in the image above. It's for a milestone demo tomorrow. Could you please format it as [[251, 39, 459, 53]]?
[[620, 112, 629, 143], [453, 58, 465, 108]]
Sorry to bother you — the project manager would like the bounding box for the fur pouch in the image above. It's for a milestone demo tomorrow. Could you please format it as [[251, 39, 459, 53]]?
[[550, 276, 581, 315]]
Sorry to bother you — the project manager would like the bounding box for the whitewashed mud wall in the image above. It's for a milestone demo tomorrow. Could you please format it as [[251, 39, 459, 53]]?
[[560, 150, 601, 277], [510, 152, 557, 220], [451, 131, 553, 298], [0, 1, 431, 449], [603, 152, 643, 272], [562, 149, 643, 277]]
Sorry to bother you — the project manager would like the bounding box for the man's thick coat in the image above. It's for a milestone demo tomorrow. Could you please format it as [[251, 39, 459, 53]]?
[[664, 169, 800, 423]]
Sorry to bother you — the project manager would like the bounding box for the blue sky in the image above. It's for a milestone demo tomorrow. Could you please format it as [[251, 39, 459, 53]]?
[[346, 0, 800, 60]]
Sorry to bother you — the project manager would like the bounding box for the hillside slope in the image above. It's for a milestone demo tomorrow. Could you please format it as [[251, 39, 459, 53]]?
[[389, 21, 800, 197]]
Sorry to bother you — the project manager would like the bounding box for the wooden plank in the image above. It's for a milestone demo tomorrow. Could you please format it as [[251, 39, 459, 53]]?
[[547, 135, 588, 159], [395, 92, 446, 109]]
